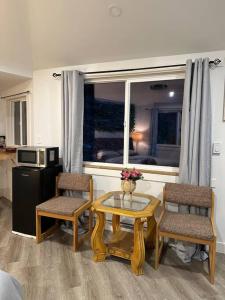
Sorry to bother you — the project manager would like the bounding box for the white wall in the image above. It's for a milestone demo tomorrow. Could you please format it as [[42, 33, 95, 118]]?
[[26, 50, 225, 253], [211, 66, 225, 253], [32, 71, 61, 148]]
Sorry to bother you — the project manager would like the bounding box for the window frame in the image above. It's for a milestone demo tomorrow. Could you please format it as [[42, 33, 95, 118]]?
[[5, 94, 31, 147], [84, 68, 185, 173]]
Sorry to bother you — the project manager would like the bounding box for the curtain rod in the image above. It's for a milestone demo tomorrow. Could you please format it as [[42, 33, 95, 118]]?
[[52, 58, 221, 78], [0, 91, 30, 100]]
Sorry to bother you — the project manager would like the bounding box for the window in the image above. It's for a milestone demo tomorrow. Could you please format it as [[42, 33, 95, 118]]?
[[6, 97, 29, 146], [84, 82, 125, 164], [84, 76, 184, 168]]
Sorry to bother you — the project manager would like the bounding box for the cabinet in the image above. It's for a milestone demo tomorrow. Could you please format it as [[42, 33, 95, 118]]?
[[12, 166, 62, 236]]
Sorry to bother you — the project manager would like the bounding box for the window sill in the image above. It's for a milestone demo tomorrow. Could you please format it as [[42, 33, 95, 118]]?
[[83, 162, 179, 177]]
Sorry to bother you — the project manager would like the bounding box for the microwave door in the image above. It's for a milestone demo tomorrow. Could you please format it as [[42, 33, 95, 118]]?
[[17, 150, 38, 167]]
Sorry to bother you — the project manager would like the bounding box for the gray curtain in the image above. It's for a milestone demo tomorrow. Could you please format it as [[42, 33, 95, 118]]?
[[62, 70, 84, 173], [179, 58, 211, 186], [172, 58, 212, 263], [61, 70, 85, 232]]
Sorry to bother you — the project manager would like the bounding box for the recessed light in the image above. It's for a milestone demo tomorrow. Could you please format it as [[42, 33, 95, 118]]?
[[169, 91, 175, 97], [109, 5, 122, 17]]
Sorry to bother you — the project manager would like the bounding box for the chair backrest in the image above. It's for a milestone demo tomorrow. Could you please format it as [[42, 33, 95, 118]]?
[[57, 173, 92, 192], [164, 183, 212, 208]]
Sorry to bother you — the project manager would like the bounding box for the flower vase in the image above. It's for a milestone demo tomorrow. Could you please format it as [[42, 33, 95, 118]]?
[[121, 180, 136, 200]]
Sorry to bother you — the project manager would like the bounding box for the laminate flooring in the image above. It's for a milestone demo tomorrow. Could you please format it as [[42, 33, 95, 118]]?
[[0, 198, 224, 300]]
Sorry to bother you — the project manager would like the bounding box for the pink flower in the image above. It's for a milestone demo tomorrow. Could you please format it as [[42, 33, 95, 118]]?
[[121, 168, 143, 181]]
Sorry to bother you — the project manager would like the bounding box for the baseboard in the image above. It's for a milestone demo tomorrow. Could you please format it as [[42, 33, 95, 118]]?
[[216, 242, 225, 254], [12, 231, 36, 239]]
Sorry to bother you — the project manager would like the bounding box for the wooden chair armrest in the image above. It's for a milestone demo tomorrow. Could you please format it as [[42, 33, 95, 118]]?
[[211, 191, 216, 238], [74, 201, 92, 217]]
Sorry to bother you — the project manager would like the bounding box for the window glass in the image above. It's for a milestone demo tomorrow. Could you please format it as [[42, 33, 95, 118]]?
[[12, 100, 28, 146], [157, 112, 177, 144], [83, 78, 184, 168], [129, 79, 184, 167], [84, 82, 125, 164], [22, 101, 27, 145], [14, 101, 21, 145]]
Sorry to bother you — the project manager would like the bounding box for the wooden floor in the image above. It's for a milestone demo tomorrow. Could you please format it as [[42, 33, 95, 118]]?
[[0, 198, 225, 300]]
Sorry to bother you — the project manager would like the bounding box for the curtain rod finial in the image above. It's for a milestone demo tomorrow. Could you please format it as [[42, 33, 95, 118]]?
[[213, 58, 221, 66], [52, 72, 61, 78]]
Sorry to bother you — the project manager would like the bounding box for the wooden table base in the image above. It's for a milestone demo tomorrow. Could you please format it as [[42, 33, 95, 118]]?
[[91, 211, 107, 262], [91, 211, 156, 275]]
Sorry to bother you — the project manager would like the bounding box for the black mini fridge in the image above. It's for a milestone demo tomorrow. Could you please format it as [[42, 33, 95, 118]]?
[[12, 166, 62, 236]]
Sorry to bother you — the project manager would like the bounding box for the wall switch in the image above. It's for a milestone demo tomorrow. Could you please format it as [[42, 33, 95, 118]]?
[[212, 142, 221, 154]]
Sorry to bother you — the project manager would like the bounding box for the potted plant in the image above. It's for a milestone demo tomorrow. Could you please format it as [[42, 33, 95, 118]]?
[[121, 168, 143, 195]]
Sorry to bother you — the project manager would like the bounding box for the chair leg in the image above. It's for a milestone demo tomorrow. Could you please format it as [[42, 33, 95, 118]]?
[[73, 216, 78, 252], [155, 228, 159, 269], [36, 210, 41, 243], [89, 208, 93, 234], [155, 230, 164, 270], [209, 239, 216, 284]]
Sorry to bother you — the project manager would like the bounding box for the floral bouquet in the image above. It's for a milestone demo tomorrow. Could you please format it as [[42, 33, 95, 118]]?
[[121, 168, 144, 182]]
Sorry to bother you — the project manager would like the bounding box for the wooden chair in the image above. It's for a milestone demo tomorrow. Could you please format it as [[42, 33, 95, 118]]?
[[36, 173, 93, 251], [155, 183, 216, 284]]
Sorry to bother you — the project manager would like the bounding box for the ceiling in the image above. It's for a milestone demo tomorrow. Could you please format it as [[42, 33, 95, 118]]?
[[1, 0, 225, 73], [26, 0, 225, 70], [0, 0, 32, 76]]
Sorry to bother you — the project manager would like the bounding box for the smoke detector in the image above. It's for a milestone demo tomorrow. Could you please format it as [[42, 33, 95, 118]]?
[[109, 5, 122, 17]]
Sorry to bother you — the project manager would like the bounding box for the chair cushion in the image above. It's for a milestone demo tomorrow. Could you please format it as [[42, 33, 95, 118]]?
[[36, 196, 88, 216], [159, 211, 214, 240]]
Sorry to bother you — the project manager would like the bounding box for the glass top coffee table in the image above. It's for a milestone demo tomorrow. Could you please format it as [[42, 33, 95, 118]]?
[[102, 192, 150, 211], [91, 191, 160, 275]]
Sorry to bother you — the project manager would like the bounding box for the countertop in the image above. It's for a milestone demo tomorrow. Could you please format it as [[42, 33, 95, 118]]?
[[0, 148, 16, 161]]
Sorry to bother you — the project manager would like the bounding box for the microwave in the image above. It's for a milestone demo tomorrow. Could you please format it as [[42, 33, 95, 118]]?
[[17, 146, 59, 168]]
